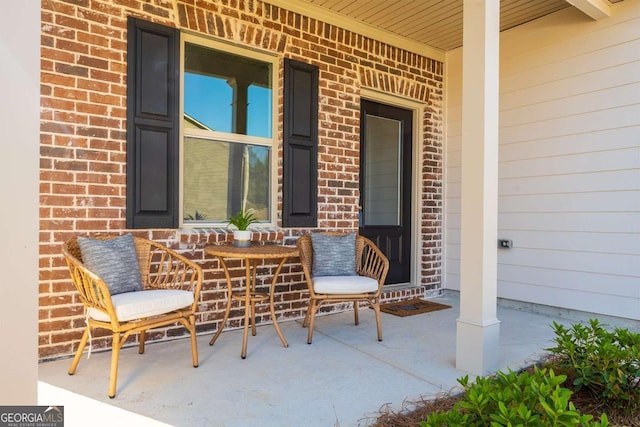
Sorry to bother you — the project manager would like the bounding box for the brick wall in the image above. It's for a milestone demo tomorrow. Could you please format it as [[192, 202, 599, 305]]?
[[39, 0, 444, 360]]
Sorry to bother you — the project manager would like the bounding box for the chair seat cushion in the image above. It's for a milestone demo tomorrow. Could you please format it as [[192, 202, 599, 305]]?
[[312, 275, 379, 294], [88, 289, 194, 322]]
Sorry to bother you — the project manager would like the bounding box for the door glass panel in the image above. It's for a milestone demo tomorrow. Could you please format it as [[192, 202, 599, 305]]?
[[364, 114, 401, 226]]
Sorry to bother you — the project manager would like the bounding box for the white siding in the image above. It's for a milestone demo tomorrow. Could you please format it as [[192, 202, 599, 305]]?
[[444, 1, 640, 320]]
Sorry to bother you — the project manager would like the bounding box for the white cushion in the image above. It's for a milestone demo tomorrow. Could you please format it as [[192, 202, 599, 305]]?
[[312, 275, 379, 294], [88, 289, 194, 322]]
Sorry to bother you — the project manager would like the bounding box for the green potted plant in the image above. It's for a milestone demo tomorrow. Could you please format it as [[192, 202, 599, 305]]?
[[227, 209, 258, 247]]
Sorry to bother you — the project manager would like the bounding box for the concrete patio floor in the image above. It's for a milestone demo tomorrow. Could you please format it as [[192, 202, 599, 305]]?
[[38, 292, 575, 427]]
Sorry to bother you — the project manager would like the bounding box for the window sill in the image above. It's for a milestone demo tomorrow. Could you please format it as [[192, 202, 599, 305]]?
[[177, 227, 285, 246]]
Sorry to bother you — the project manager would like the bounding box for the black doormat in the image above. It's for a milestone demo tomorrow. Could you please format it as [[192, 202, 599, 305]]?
[[379, 298, 451, 317]]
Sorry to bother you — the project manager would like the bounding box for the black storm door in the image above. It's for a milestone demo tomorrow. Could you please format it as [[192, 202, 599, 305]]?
[[359, 100, 412, 285]]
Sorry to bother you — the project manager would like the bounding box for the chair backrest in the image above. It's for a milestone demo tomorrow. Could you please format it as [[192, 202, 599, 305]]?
[[63, 237, 83, 262], [296, 234, 314, 276]]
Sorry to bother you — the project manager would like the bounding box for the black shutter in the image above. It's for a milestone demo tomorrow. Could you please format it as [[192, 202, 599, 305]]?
[[126, 18, 179, 229], [282, 59, 318, 227]]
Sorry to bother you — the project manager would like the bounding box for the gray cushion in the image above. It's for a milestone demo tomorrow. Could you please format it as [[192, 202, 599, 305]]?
[[311, 233, 357, 277], [78, 234, 144, 295]]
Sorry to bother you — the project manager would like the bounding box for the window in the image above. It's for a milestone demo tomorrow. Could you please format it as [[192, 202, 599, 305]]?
[[181, 36, 276, 225], [126, 19, 316, 229]]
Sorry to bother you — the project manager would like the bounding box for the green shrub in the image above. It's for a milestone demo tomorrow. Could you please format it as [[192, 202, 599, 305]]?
[[420, 368, 608, 427], [546, 319, 640, 412]]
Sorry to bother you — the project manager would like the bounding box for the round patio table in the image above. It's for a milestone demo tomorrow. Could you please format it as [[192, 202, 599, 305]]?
[[205, 244, 299, 359]]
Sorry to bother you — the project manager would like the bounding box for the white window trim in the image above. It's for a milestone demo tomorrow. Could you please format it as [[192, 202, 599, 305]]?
[[179, 33, 279, 229]]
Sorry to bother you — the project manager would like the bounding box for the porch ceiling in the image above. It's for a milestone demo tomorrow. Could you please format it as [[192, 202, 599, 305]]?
[[291, 0, 624, 51]]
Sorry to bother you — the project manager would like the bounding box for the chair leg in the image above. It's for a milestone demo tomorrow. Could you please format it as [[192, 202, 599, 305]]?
[[188, 315, 199, 368], [302, 303, 311, 328], [68, 327, 90, 375], [108, 332, 122, 398], [307, 300, 319, 344], [372, 301, 383, 342], [139, 329, 146, 354], [353, 300, 359, 325]]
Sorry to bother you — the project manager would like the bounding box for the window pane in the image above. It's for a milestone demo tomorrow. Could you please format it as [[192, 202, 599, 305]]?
[[183, 137, 270, 223], [184, 43, 272, 138]]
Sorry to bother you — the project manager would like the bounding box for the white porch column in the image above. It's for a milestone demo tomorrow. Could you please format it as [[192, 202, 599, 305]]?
[[0, 0, 40, 403], [456, 0, 501, 375]]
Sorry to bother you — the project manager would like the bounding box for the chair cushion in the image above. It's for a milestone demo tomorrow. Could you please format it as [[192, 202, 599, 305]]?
[[312, 275, 379, 294], [78, 234, 143, 295], [311, 232, 357, 277], [88, 289, 194, 322]]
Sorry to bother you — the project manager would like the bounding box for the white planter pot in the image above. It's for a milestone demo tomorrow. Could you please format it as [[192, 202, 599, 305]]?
[[232, 230, 252, 248]]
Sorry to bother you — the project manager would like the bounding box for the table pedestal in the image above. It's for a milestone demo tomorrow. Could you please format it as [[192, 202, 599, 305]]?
[[205, 245, 298, 359]]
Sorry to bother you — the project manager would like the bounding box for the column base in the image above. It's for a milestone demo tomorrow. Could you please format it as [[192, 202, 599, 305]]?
[[455, 317, 501, 375]]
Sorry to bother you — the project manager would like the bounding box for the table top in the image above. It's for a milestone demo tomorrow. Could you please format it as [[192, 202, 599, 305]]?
[[204, 244, 299, 259]]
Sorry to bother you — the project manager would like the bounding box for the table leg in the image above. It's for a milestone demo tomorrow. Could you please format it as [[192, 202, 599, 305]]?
[[270, 257, 289, 348], [209, 256, 233, 346], [240, 258, 252, 359], [250, 259, 258, 337]]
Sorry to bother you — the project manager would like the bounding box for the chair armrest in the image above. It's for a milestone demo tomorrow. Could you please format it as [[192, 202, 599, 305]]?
[[62, 247, 118, 320], [140, 240, 203, 307], [357, 236, 390, 287]]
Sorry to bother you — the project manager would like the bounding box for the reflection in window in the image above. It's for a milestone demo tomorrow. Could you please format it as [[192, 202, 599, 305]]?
[[184, 43, 272, 138], [182, 40, 273, 224], [183, 138, 270, 223]]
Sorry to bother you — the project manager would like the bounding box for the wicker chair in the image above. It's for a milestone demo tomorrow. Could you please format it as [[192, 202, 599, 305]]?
[[296, 233, 389, 344], [62, 235, 203, 398]]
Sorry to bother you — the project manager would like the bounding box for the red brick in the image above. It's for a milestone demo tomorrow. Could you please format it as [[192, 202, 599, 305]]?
[[38, 0, 444, 361]]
